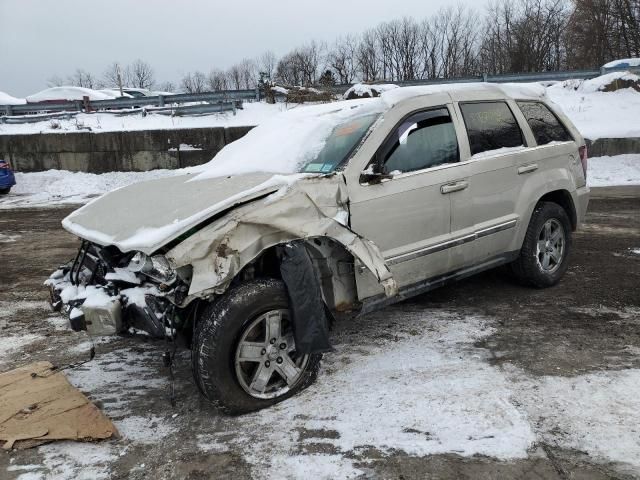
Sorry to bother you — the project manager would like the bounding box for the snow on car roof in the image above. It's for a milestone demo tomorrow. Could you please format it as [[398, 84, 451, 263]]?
[[380, 82, 546, 105], [603, 58, 640, 69], [26, 86, 114, 103]]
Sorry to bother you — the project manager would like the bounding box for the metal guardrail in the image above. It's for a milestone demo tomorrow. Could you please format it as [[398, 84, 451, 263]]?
[[1, 89, 258, 118], [330, 65, 640, 94], [0, 100, 245, 124]]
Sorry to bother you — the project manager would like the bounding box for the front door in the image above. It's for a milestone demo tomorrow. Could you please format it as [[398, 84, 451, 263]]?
[[348, 105, 464, 300]]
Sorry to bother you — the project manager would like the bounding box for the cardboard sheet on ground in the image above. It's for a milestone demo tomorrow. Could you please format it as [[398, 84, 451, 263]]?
[[0, 361, 118, 450]]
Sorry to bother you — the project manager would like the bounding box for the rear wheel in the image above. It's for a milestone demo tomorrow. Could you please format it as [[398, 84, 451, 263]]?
[[510, 201, 572, 288], [192, 278, 322, 414], [0, 188, 10, 195]]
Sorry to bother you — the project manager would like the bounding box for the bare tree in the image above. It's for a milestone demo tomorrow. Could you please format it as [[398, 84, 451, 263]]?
[[328, 36, 358, 83], [227, 64, 243, 89], [257, 50, 278, 81], [156, 81, 176, 93], [180, 71, 207, 93], [46, 75, 64, 87], [66, 69, 98, 88], [356, 29, 381, 81], [127, 59, 155, 89], [207, 69, 229, 91], [566, 0, 640, 68], [240, 58, 257, 89]]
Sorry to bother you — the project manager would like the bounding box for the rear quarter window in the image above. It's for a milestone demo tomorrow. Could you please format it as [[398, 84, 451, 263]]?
[[459, 101, 524, 156], [517, 101, 573, 145]]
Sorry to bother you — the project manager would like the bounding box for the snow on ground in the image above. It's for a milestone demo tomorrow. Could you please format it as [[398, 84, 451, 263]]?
[[6, 306, 640, 478], [588, 155, 640, 186], [547, 79, 640, 140], [0, 102, 287, 135], [0, 169, 185, 208]]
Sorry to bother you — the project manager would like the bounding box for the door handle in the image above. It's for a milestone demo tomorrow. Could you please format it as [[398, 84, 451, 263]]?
[[517, 163, 538, 175], [440, 181, 469, 194]]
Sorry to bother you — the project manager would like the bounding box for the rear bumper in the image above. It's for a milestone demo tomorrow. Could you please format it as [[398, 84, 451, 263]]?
[[0, 171, 16, 189], [574, 185, 590, 227]]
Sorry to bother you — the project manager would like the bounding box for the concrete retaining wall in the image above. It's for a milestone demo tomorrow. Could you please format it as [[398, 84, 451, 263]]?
[[0, 129, 636, 173], [586, 137, 640, 157], [0, 126, 254, 173]]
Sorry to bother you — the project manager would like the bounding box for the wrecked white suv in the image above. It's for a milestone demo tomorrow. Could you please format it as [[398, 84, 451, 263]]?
[[48, 84, 589, 413]]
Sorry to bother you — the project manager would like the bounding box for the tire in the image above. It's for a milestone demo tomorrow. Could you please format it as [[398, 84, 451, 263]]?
[[0, 188, 10, 195], [192, 278, 322, 414], [510, 201, 572, 288]]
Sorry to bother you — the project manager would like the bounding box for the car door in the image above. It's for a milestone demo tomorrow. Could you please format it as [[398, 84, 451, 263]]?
[[445, 99, 532, 269], [348, 103, 467, 300]]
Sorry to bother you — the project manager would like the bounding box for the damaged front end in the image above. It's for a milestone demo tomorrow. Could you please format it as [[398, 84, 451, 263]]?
[[46, 241, 191, 339]]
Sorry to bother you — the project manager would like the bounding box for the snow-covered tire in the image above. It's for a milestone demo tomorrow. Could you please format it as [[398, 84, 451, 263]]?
[[510, 201, 572, 288], [192, 278, 322, 414]]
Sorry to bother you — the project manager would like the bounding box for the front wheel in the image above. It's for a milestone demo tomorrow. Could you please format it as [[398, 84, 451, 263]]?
[[510, 201, 572, 288], [192, 278, 322, 414]]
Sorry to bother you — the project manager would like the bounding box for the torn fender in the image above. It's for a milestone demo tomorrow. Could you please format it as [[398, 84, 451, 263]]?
[[165, 174, 397, 301]]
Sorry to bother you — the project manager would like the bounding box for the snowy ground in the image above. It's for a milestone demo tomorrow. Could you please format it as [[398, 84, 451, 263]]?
[[546, 75, 640, 140], [0, 154, 638, 209], [2, 296, 640, 479]]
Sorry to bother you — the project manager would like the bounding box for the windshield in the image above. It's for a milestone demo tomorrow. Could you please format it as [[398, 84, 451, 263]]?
[[192, 99, 386, 181], [299, 113, 380, 173]]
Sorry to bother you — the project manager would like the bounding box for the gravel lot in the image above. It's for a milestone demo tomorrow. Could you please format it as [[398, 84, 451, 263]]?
[[1, 187, 639, 480]]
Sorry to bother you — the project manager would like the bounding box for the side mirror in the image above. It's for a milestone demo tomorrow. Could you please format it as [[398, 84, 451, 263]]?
[[360, 163, 394, 184]]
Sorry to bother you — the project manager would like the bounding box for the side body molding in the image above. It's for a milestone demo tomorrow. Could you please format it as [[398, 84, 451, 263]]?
[[165, 174, 398, 303]]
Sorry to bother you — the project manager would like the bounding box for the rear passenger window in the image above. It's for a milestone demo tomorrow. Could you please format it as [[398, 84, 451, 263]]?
[[383, 108, 459, 173], [459, 102, 523, 156], [517, 101, 573, 145]]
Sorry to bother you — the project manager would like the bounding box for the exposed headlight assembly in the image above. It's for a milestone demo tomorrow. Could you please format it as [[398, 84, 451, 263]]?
[[128, 252, 177, 284]]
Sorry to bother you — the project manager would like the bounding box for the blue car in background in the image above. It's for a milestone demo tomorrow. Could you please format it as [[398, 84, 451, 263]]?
[[0, 159, 16, 194]]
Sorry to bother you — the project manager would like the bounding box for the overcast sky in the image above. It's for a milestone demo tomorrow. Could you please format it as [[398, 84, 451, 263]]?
[[1, 0, 472, 97]]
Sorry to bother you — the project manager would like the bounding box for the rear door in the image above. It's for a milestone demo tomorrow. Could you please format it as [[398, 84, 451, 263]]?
[[515, 100, 583, 186], [446, 99, 531, 268]]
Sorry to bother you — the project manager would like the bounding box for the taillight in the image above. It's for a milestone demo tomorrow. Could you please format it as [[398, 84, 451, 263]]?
[[578, 145, 588, 179]]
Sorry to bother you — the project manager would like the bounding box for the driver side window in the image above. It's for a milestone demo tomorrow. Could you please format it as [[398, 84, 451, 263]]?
[[384, 108, 459, 173]]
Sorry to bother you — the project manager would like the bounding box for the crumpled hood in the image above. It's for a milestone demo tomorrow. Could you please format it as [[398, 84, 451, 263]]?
[[62, 172, 294, 254]]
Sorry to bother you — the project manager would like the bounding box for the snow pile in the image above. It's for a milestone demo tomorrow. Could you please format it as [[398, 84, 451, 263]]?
[[0, 168, 182, 208], [26, 86, 114, 103], [578, 71, 639, 93], [547, 80, 640, 139], [0, 91, 26, 105], [587, 154, 640, 186], [193, 99, 384, 179], [343, 83, 399, 99]]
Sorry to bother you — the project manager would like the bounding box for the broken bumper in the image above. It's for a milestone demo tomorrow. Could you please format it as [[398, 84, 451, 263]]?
[[47, 242, 182, 338]]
